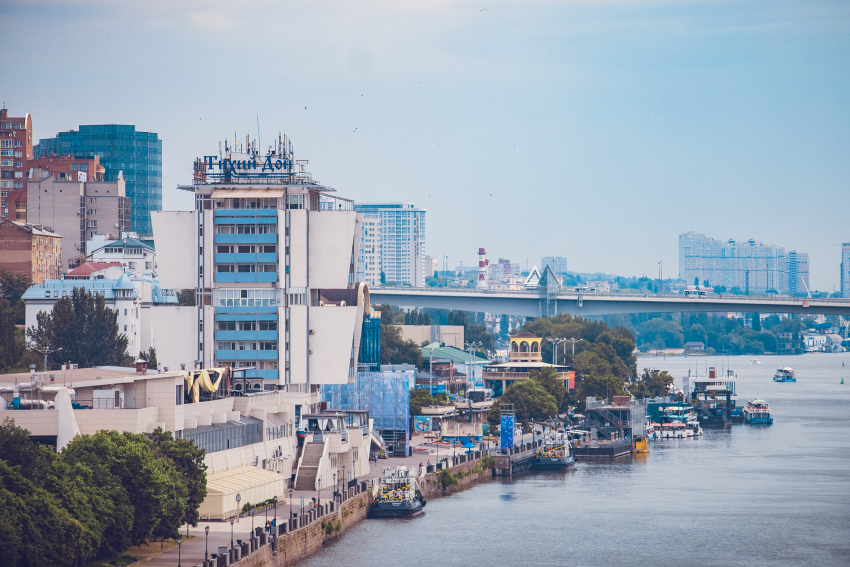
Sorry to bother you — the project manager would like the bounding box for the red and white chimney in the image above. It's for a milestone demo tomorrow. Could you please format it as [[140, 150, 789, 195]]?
[[477, 248, 488, 289]]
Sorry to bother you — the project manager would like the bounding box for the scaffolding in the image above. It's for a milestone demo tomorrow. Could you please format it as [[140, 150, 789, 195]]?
[[320, 370, 411, 456]]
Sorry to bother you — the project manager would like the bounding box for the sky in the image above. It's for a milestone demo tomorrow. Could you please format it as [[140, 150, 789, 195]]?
[[2, 0, 848, 290]]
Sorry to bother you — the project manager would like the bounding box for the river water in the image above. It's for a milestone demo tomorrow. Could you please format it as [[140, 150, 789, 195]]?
[[298, 353, 850, 567]]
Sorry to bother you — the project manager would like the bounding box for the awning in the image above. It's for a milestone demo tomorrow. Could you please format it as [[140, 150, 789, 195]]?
[[266, 413, 286, 428], [199, 465, 286, 520], [211, 189, 284, 199]]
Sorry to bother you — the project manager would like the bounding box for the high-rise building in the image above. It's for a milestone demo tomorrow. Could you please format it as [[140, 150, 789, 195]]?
[[151, 135, 367, 389], [842, 243, 850, 298], [0, 108, 32, 222], [679, 232, 808, 295], [34, 125, 161, 234], [356, 211, 382, 288], [424, 255, 438, 279], [352, 203, 426, 287], [27, 170, 130, 271], [541, 256, 568, 275]]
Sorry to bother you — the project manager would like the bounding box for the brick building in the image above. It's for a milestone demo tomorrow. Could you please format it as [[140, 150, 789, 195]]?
[[0, 220, 62, 284], [28, 154, 105, 183], [0, 107, 33, 221]]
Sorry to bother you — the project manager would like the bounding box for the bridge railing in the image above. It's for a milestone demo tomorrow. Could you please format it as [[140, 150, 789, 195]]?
[[371, 287, 850, 304]]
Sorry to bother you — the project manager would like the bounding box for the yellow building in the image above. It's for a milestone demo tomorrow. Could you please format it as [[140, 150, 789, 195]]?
[[483, 331, 573, 396]]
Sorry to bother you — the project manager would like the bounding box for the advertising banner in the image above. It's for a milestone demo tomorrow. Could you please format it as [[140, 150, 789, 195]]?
[[500, 414, 515, 449], [414, 416, 432, 433]]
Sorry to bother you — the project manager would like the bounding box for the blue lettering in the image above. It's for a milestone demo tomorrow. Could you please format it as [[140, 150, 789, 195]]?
[[275, 159, 283, 170], [262, 156, 274, 172], [204, 156, 217, 170]]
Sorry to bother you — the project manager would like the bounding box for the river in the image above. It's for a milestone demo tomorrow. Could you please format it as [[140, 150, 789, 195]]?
[[297, 353, 850, 567]]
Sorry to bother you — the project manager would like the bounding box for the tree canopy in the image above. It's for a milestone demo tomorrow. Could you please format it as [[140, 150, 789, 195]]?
[[26, 287, 132, 370], [0, 419, 206, 566], [380, 324, 423, 368]]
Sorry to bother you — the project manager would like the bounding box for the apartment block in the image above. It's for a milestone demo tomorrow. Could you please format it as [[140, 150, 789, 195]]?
[[0, 108, 32, 221], [353, 203, 426, 287], [679, 232, 809, 295], [27, 171, 130, 271], [0, 220, 61, 284], [542, 256, 568, 275]]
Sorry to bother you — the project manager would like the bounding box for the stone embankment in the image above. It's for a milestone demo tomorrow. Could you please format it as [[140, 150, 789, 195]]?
[[220, 445, 539, 567]]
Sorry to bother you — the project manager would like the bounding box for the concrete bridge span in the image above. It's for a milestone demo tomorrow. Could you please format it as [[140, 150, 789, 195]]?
[[369, 288, 850, 317]]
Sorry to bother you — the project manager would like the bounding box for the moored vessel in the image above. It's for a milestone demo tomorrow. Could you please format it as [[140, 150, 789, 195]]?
[[532, 431, 575, 470], [369, 467, 426, 518], [743, 399, 773, 424], [773, 367, 796, 382]]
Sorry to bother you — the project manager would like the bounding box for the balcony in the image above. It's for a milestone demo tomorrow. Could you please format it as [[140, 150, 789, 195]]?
[[482, 370, 572, 381]]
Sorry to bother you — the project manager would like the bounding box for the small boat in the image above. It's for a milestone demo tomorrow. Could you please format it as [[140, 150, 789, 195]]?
[[751, 359, 762, 365], [743, 399, 773, 424], [369, 467, 426, 518], [685, 419, 703, 437], [532, 431, 575, 470], [773, 368, 796, 382]]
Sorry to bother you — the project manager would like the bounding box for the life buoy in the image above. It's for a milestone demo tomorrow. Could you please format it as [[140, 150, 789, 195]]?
[[617, 420, 622, 426]]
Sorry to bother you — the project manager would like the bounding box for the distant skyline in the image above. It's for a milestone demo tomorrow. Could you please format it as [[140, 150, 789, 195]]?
[[2, 0, 847, 290]]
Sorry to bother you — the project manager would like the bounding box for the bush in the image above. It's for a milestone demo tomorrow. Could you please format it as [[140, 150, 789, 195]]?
[[480, 455, 496, 469]]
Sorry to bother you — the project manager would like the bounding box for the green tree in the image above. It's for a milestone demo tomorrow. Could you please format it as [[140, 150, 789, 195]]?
[[0, 270, 30, 325], [635, 318, 684, 349], [751, 313, 761, 332], [144, 346, 158, 369], [500, 380, 558, 421], [145, 427, 207, 528], [499, 315, 509, 339], [529, 367, 567, 412], [380, 324, 423, 368], [27, 287, 132, 370], [694, 277, 699, 286], [628, 368, 675, 399]]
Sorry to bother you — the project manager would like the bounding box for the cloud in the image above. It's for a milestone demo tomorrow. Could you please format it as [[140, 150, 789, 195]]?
[[190, 11, 230, 31]]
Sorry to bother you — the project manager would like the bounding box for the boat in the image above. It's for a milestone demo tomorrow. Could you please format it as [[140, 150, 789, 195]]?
[[687, 368, 735, 429], [773, 368, 796, 382], [660, 423, 691, 438], [368, 467, 426, 518], [751, 359, 762, 365], [532, 431, 575, 470], [743, 399, 773, 424]]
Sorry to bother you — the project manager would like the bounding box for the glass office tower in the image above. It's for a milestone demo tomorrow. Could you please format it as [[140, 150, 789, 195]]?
[[34, 125, 162, 234]]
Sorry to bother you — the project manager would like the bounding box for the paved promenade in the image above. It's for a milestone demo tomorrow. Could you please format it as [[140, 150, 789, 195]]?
[[142, 433, 533, 566]]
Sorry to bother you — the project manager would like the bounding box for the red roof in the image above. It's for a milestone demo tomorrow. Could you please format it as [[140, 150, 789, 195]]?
[[66, 262, 123, 278], [512, 331, 539, 338]]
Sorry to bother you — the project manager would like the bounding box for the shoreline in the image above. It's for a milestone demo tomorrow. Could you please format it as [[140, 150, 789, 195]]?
[[228, 453, 496, 567]]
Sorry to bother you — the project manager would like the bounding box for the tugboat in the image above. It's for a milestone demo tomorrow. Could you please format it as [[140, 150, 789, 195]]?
[[532, 431, 575, 470], [773, 367, 796, 382], [743, 399, 774, 424], [368, 467, 426, 518]]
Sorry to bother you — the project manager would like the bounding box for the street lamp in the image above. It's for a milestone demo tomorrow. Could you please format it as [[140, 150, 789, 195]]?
[[177, 535, 182, 567], [333, 473, 337, 497], [34, 347, 61, 373], [465, 341, 482, 392], [289, 489, 293, 524], [230, 517, 235, 550], [342, 466, 346, 490], [546, 338, 566, 365], [204, 525, 209, 562], [317, 477, 321, 509], [565, 338, 584, 356], [273, 496, 278, 532], [235, 493, 241, 524]]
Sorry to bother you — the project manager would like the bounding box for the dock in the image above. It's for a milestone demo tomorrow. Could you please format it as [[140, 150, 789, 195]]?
[[492, 441, 542, 476]]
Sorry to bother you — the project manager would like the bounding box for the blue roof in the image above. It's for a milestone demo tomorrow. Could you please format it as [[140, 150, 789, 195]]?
[[23, 279, 124, 300], [115, 274, 134, 290]]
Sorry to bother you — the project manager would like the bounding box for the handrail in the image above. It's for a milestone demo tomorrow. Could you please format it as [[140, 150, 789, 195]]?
[[372, 287, 850, 304]]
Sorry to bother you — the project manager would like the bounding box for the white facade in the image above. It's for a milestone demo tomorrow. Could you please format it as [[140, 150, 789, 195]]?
[[151, 140, 367, 389], [679, 232, 809, 295], [88, 235, 157, 273], [352, 203, 426, 287]]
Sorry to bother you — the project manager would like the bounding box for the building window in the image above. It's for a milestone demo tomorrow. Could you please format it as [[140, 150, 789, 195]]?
[[176, 385, 183, 406], [238, 341, 255, 351], [237, 245, 255, 254], [236, 225, 256, 235], [236, 264, 255, 273], [259, 361, 277, 370], [216, 264, 234, 273], [216, 225, 234, 234], [259, 264, 276, 272], [257, 225, 276, 234], [238, 321, 256, 331], [217, 342, 235, 350], [258, 342, 277, 351], [286, 194, 304, 209], [217, 245, 233, 254], [216, 321, 236, 331], [259, 321, 277, 331]]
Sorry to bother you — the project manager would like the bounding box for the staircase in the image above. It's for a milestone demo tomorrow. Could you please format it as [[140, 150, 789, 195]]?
[[294, 442, 324, 490]]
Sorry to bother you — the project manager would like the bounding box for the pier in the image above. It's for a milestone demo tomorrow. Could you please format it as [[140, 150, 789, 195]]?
[[492, 441, 542, 476]]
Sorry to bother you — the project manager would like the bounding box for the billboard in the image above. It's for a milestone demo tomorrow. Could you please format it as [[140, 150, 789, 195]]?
[[500, 414, 514, 449], [414, 416, 433, 433]]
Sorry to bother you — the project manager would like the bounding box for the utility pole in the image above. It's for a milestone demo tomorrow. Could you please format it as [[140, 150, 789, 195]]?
[[546, 338, 566, 365], [565, 338, 584, 356], [35, 347, 62, 372]]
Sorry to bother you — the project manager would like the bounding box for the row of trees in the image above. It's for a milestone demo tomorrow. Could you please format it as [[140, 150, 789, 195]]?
[[0, 419, 206, 566], [601, 312, 807, 354], [0, 271, 39, 373]]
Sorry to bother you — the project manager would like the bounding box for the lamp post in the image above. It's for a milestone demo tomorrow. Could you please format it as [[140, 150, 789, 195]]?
[[177, 535, 182, 567], [289, 489, 293, 524], [317, 477, 321, 509], [333, 473, 337, 498], [273, 496, 278, 532], [204, 525, 209, 562], [265, 496, 268, 532], [547, 338, 566, 365], [235, 493, 241, 524], [465, 341, 482, 393], [342, 466, 346, 491], [34, 347, 61, 373], [565, 338, 584, 357], [230, 517, 235, 550]]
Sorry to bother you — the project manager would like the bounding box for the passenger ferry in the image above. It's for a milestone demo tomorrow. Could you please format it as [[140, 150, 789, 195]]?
[[743, 399, 774, 424], [660, 423, 692, 438], [773, 367, 796, 382], [532, 431, 575, 470], [369, 467, 426, 518]]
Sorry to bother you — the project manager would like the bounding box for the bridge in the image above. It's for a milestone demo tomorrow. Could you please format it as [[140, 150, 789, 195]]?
[[369, 287, 850, 317]]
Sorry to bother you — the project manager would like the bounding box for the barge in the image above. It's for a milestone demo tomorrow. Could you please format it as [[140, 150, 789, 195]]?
[[532, 432, 575, 470], [368, 467, 426, 518]]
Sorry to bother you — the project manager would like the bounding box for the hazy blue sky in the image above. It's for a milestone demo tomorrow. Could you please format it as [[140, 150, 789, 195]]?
[[2, 0, 848, 290]]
